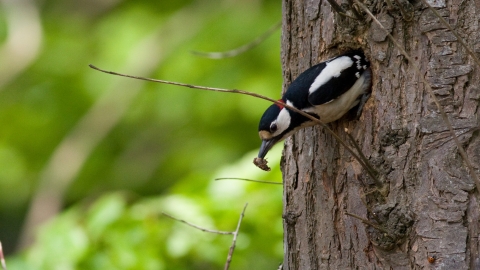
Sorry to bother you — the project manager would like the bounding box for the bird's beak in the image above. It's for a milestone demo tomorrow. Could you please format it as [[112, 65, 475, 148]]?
[[258, 139, 278, 159]]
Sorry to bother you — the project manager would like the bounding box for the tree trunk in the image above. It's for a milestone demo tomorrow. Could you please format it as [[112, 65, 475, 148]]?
[[281, 0, 480, 269]]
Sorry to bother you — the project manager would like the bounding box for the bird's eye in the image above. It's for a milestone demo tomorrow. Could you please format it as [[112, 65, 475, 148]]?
[[270, 123, 278, 133]]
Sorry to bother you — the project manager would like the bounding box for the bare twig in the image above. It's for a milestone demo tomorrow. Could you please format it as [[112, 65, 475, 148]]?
[[421, 0, 480, 68], [215, 177, 282, 185], [0, 241, 6, 270], [345, 212, 389, 234], [224, 203, 248, 270], [161, 212, 233, 235], [162, 204, 249, 270], [354, 0, 480, 192], [89, 64, 380, 184], [192, 22, 281, 59], [344, 128, 379, 185]]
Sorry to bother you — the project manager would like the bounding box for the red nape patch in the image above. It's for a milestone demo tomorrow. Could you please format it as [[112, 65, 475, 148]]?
[[276, 99, 285, 109]]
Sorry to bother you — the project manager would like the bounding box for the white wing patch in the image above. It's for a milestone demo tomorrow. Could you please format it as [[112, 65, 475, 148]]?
[[307, 69, 371, 123], [354, 55, 363, 69], [308, 56, 354, 94]]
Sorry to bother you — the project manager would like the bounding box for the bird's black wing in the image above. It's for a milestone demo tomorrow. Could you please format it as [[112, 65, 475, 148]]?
[[307, 52, 369, 106]]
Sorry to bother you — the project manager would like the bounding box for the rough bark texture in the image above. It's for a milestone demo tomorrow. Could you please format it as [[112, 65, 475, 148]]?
[[281, 0, 480, 269]]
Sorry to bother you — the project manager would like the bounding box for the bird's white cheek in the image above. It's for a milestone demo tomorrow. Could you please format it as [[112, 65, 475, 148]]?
[[273, 108, 291, 136]]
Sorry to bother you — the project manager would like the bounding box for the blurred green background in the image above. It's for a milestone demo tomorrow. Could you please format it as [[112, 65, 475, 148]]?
[[0, 0, 284, 269]]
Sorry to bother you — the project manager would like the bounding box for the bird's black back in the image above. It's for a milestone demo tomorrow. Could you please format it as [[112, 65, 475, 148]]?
[[283, 51, 369, 107]]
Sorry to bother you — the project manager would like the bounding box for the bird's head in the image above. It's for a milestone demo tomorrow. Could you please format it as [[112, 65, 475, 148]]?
[[257, 101, 294, 159]]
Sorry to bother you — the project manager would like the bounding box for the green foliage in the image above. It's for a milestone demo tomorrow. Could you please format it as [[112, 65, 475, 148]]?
[[9, 148, 283, 269], [1, 0, 284, 269]]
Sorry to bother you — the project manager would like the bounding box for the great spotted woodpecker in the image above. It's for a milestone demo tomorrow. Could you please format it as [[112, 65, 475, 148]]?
[[256, 51, 372, 163]]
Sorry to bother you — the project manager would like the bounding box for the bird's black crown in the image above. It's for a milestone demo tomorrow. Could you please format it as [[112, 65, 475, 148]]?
[[258, 104, 281, 132]]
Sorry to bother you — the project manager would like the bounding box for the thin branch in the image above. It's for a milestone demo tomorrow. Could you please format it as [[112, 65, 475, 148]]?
[[215, 177, 282, 185], [354, 0, 480, 192], [192, 22, 281, 59], [420, 0, 480, 68], [0, 241, 6, 270], [344, 128, 379, 185], [224, 203, 248, 270], [89, 64, 261, 96], [89, 64, 380, 184], [161, 212, 233, 235], [345, 212, 389, 234], [162, 204, 249, 270]]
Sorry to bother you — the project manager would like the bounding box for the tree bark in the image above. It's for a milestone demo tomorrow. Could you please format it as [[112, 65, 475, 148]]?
[[281, 0, 480, 269]]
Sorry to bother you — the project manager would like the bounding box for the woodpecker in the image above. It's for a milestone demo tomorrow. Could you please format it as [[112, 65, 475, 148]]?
[[256, 51, 372, 164]]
